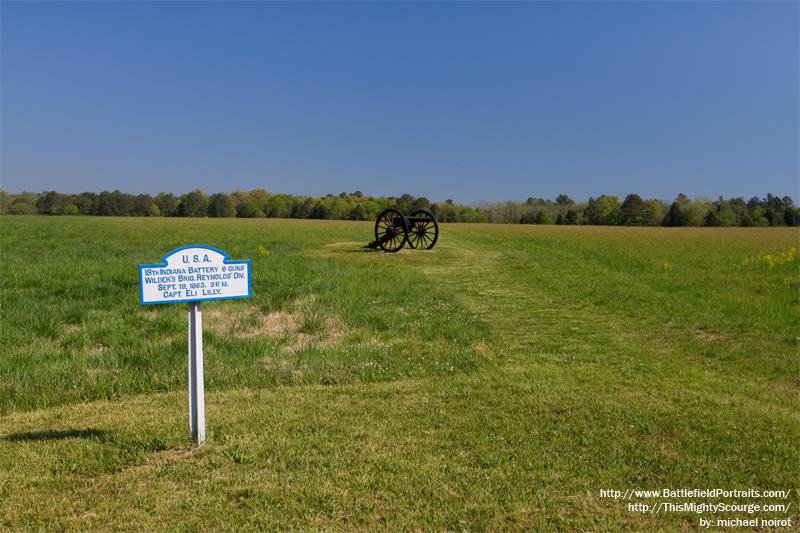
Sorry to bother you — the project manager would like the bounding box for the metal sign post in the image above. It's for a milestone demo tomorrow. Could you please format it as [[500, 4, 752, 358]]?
[[187, 302, 205, 445], [138, 245, 252, 446]]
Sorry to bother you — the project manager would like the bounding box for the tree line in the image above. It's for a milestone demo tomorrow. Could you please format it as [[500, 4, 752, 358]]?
[[1, 189, 797, 227]]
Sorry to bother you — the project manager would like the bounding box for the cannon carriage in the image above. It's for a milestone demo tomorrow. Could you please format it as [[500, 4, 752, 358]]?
[[368, 208, 439, 252]]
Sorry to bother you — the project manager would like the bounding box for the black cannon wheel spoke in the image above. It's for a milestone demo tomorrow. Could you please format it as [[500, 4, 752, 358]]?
[[406, 210, 439, 250], [407, 226, 422, 249], [420, 231, 431, 248], [374, 208, 407, 252]]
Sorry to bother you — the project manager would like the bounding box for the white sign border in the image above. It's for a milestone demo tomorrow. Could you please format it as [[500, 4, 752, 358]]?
[[138, 244, 252, 305]]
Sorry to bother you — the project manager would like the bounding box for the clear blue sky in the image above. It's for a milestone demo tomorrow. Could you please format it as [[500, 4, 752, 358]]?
[[1, 1, 797, 203]]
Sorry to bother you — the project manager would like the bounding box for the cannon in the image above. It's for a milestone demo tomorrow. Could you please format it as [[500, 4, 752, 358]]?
[[368, 208, 439, 252]]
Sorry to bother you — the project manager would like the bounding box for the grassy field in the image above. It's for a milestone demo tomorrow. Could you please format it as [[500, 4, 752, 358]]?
[[0, 216, 798, 530]]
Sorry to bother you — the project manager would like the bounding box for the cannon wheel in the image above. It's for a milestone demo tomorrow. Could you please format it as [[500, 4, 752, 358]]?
[[374, 208, 408, 252], [407, 209, 439, 250]]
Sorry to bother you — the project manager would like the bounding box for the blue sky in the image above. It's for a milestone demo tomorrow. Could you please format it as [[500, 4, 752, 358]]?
[[1, 1, 797, 203]]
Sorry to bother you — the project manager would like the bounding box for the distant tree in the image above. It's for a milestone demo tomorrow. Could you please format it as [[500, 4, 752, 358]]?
[[564, 209, 579, 225], [585, 195, 620, 225], [395, 193, 415, 213], [555, 194, 574, 205], [36, 191, 66, 215], [641, 200, 664, 226], [154, 192, 180, 217], [109, 190, 134, 216], [432, 201, 458, 222], [133, 194, 155, 217], [663, 201, 688, 227], [4, 187, 795, 227], [74, 192, 97, 215], [178, 189, 209, 217], [685, 198, 712, 226], [662, 194, 689, 226], [784, 207, 800, 226], [237, 196, 264, 218], [227, 190, 248, 213], [347, 203, 368, 221], [411, 196, 431, 211], [292, 198, 315, 219], [265, 194, 293, 218], [0, 190, 11, 215], [739, 214, 755, 227], [728, 197, 749, 225], [310, 200, 332, 219], [704, 199, 736, 227], [9, 192, 39, 215], [748, 206, 770, 227], [526, 197, 548, 206], [620, 194, 646, 225], [249, 189, 270, 213], [208, 193, 236, 217], [9, 202, 36, 215], [95, 191, 117, 216]]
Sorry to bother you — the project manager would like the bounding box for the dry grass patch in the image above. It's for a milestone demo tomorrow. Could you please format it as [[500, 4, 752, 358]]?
[[88, 344, 106, 356], [256, 357, 309, 381], [694, 329, 723, 342], [204, 304, 301, 339], [85, 368, 121, 379], [204, 296, 351, 352], [284, 315, 348, 353], [119, 446, 203, 476], [63, 323, 84, 335]]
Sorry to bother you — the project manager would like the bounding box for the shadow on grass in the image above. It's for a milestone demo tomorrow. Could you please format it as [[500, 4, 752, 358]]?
[[2, 428, 109, 442], [319, 241, 381, 253], [343, 247, 382, 253]]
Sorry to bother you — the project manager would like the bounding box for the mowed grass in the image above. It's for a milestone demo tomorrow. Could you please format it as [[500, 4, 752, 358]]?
[[0, 216, 798, 531]]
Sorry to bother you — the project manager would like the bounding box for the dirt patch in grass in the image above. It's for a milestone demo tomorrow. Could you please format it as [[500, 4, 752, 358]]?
[[472, 340, 497, 360], [694, 329, 723, 342], [63, 323, 84, 335], [88, 344, 106, 356], [115, 446, 204, 477]]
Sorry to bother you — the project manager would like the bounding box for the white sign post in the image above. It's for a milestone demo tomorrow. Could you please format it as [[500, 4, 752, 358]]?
[[139, 245, 252, 445], [187, 301, 205, 444]]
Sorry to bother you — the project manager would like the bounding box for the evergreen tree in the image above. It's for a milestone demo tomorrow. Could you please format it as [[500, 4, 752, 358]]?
[[620, 194, 645, 225], [564, 209, 579, 225], [555, 194, 574, 205]]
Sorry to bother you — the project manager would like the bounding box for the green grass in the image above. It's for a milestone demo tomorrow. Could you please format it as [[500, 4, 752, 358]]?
[[1, 216, 798, 530]]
